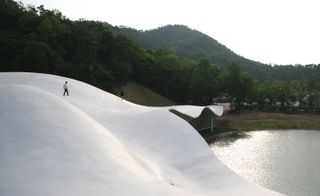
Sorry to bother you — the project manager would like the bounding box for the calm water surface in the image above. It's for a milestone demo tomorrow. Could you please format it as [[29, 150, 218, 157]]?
[[211, 130, 320, 196]]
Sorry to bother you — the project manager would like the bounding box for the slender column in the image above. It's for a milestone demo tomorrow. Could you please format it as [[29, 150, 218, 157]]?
[[211, 116, 214, 132]]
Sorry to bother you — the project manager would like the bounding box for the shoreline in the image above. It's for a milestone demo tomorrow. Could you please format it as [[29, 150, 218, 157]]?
[[200, 111, 320, 142]]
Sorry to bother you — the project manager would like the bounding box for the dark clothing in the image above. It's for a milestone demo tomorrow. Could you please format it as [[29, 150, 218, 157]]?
[[63, 89, 69, 96]]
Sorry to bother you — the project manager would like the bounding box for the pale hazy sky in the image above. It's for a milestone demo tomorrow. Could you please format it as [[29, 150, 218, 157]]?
[[19, 0, 320, 65]]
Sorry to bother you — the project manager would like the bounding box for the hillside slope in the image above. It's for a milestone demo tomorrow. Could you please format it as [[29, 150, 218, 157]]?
[[121, 81, 175, 106], [115, 25, 272, 79], [0, 72, 282, 196]]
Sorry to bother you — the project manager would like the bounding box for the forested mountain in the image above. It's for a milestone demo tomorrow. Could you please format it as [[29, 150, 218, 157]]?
[[113, 25, 273, 80], [1, 0, 320, 110], [114, 25, 320, 81], [115, 25, 236, 61], [0, 0, 198, 103]]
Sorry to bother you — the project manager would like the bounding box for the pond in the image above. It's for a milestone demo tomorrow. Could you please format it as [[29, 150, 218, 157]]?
[[210, 130, 320, 196]]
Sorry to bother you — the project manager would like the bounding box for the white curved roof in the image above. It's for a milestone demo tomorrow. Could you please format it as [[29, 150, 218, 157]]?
[[169, 105, 223, 120], [0, 72, 282, 196]]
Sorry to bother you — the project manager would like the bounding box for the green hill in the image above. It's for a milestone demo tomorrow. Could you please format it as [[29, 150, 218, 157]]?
[[114, 25, 272, 80], [2, 0, 320, 107]]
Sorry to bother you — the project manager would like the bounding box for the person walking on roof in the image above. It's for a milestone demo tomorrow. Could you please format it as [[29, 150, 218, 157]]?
[[63, 81, 69, 96]]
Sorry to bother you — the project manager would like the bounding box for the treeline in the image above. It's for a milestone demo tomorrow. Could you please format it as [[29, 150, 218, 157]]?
[[114, 25, 320, 81], [0, 0, 139, 91], [1, 0, 320, 112], [113, 24, 273, 80], [0, 0, 218, 103], [0, 0, 249, 105]]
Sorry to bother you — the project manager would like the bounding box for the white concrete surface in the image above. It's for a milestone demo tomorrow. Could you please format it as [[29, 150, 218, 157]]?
[[0, 72, 283, 196]]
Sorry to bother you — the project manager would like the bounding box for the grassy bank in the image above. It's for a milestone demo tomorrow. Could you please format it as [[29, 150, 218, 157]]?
[[121, 81, 175, 106], [215, 111, 320, 131], [199, 111, 320, 142]]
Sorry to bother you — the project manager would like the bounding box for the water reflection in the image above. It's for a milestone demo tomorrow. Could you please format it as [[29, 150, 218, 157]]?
[[211, 130, 320, 196], [208, 131, 251, 147]]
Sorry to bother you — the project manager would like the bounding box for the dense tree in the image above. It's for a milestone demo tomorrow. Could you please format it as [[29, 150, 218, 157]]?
[[222, 63, 256, 110], [189, 59, 220, 104], [115, 25, 320, 82], [1, 0, 320, 110]]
